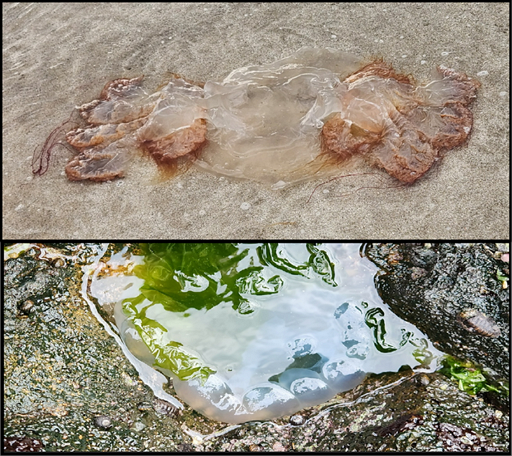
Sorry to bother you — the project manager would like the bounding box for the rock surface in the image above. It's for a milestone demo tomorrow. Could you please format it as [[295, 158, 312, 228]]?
[[365, 243, 510, 381]]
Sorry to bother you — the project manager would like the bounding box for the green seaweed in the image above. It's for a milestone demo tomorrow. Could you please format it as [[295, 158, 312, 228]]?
[[122, 243, 339, 382], [365, 307, 399, 353], [496, 268, 509, 285], [257, 243, 337, 286], [440, 356, 509, 396], [125, 243, 248, 313]]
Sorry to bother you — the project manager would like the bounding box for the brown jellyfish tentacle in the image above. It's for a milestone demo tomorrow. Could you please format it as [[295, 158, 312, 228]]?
[[66, 117, 148, 149], [64, 117, 149, 182], [135, 77, 208, 163], [63, 75, 208, 181], [79, 76, 154, 125], [63, 76, 156, 181], [370, 106, 438, 184], [139, 118, 208, 164], [32, 109, 78, 176], [321, 60, 479, 184], [65, 137, 138, 182], [321, 114, 382, 160]]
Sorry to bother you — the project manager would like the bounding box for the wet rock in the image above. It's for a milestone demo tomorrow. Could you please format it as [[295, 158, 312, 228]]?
[[195, 371, 509, 452], [3, 247, 184, 451], [175, 443, 195, 452], [437, 422, 499, 452], [364, 243, 509, 381], [3, 436, 44, 452], [375, 411, 423, 436]]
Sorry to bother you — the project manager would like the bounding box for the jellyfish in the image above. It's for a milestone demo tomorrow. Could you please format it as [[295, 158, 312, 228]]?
[[86, 243, 442, 424], [37, 48, 479, 187]]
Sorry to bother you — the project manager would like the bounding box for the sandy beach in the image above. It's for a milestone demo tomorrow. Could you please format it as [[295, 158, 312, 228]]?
[[3, 2, 509, 239]]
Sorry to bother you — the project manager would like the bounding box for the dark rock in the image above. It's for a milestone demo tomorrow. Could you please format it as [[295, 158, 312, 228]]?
[[176, 443, 195, 452], [3, 436, 44, 452], [437, 422, 500, 452], [375, 411, 423, 436], [364, 243, 510, 383]]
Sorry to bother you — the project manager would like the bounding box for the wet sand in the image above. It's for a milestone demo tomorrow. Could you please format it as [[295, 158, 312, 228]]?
[[3, 2, 509, 239]]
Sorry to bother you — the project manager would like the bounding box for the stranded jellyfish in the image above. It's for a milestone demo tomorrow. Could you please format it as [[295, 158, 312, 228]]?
[[35, 48, 479, 188], [85, 243, 442, 424]]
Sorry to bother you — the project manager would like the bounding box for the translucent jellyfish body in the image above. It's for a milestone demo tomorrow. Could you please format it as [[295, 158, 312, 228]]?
[[57, 48, 479, 187], [87, 243, 442, 424]]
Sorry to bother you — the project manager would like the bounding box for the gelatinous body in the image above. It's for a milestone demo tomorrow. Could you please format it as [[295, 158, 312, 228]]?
[[59, 48, 479, 186], [87, 243, 441, 424], [65, 77, 207, 181], [320, 62, 479, 183]]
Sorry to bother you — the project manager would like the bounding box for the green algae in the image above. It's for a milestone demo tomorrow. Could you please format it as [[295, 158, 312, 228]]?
[[124, 243, 336, 314], [440, 355, 509, 397], [121, 243, 341, 383], [496, 268, 509, 286]]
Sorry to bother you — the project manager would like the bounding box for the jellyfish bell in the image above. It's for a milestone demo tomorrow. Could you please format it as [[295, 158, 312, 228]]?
[[86, 243, 443, 424]]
